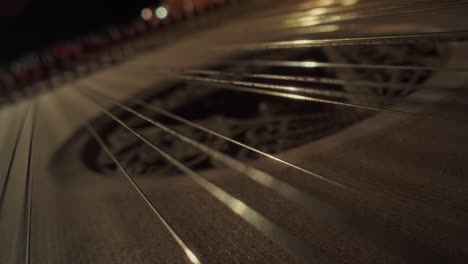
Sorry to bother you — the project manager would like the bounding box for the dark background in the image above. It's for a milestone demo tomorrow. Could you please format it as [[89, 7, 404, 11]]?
[[0, 0, 160, 62]]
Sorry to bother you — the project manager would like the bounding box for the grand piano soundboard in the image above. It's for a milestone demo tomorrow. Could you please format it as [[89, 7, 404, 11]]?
[[1, 1, 468, 263]]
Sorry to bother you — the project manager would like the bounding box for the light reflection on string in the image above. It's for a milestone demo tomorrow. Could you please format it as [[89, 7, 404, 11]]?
[[78, 89, 315, 264]]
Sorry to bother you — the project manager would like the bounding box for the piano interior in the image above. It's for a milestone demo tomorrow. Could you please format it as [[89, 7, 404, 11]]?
[[1, 0, 468, 263]]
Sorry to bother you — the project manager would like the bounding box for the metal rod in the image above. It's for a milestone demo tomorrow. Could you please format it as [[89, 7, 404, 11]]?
[[222, 30, 468, 50], [151, 71, 451, 121], [85, 122, 202, 264], [230, 59, 468, 73], [0, 104, 29, 208], [78, 88, 315, 264], [89, 86, 349, 190], [25, 101, 38, 264]]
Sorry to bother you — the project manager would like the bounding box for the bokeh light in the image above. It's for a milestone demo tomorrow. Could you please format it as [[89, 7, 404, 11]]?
[[141, 8, 152, 21], [155, 6, 168, 20]]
